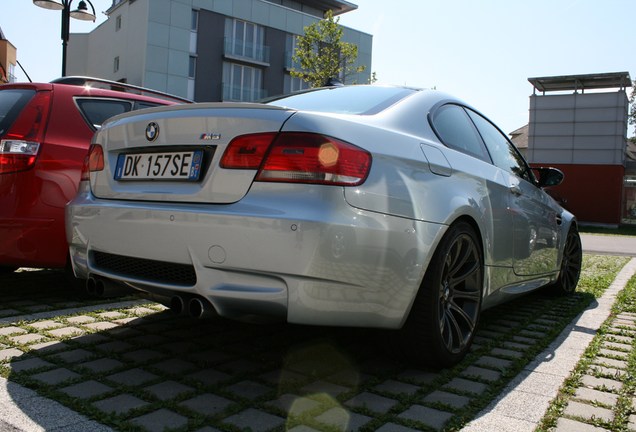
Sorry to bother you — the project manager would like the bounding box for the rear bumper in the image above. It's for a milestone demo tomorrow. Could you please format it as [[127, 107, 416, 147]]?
[[66, 183, 446, 328]]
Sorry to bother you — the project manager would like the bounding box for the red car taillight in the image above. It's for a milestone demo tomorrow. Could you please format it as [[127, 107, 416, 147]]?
[[0, 91, 51, 174], [221, 132, 371, 186], [80, 144, 104, 181]]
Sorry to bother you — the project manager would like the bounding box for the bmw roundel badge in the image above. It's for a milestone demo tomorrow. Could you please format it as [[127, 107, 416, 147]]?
[[145, 122, 159, 141]]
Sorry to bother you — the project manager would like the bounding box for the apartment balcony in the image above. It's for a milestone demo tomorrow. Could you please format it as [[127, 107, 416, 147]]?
[[222, 83, 267, 102], [224, 38, 270, 66]]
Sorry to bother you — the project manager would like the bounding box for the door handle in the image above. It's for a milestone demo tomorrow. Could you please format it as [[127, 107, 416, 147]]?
[[509, 185, 522, 196]]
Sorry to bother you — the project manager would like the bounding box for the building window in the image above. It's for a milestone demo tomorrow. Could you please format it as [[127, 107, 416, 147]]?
[[113, 56, 120, 73], [188, 56, 196, 79], [191, 10, 198, 31], [224, 18, 269, 63], [284, 74, 310, 94], [222, 62, 264, 102], [115, 15, 122, 31]]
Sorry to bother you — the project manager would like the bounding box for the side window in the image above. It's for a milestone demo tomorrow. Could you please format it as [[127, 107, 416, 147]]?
[[430, 104, 490, 162], [466, 109, 535, 183], [134, 101, 163, 110], [76, 99, 133, 129]]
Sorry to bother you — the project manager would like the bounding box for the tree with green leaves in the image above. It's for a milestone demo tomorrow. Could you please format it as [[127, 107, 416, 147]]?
[[291, 10, 365, 88], [630, 81, 636, 135]]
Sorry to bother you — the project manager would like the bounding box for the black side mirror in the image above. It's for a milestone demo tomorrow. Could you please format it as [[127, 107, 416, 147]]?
[[534, 167, 564, 188]]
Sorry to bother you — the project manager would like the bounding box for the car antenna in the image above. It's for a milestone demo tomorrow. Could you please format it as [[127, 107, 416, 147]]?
[[16, 60, 32, 83]]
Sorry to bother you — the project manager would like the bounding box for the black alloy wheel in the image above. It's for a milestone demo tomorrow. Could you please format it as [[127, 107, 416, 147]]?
[[402, 221, 483, 367], [554, 226, 582, 294]]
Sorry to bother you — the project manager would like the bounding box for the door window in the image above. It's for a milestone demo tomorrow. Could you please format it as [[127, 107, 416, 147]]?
[[430, 104, 491, 162]]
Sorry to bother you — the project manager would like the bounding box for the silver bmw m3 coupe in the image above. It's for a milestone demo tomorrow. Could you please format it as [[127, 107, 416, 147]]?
[[66, 85, 582, 367]]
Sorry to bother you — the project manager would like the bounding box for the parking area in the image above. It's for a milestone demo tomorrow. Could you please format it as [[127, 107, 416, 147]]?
[[0, 255, 633, 432]]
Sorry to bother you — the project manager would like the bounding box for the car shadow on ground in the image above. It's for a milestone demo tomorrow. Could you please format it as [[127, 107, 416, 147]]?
[[0, 269, 595, 432]]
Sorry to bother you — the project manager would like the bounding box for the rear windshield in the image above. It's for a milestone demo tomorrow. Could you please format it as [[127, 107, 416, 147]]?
[[0, 89, 36, 137], [266, 86, 417, 115]]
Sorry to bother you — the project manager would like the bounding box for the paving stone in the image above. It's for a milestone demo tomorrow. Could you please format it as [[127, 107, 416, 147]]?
[[0, 309, 21, 317], [519, 329, 547, 339], [512, 335, 537, 345], [374, 379, 420, 395], [314, 407, 372, 432], [81, 358, 124, 373], [83, 322, 119, 331], [397, 369, 440, 385], [29, 320, 64, 330], [0, 348, 24, 361], [96, 311, 127, 319], [125, 306, 157, 316], [31, 367, 80, 385], [73, 333, 111, 346], [475, 355, 513, 370], [564, 400, 613, 422], [0, 326, 27, 336], [60, 380, 113, 399], [218, 358, 262, 374], [93, 394, 149, 415], [226, 380, 271, 400], [187, 349, 232, 366], [127, 334, 171, 348], [130, 408, 188, 432], [95, 340, 134, 353], [260, 368, 307, 386], [555, 417, 609, 431], [327, 368, 372, 387], [422, 390, 471, 409], [461, 365, 501, 382], [574, 387, 619, 406], [444, 377, 488, 396], [9, 333, 46, 345], [345, 391, 399, 413], [223, 408, 285, 432], [491, 347, 525, 359], [581, 374, 623, 392], [593, 356, 628, 370], [287, 426, 320, 432], [107, 368, 158, 386], [267, 394, 322, 416], [180, 393, 233, 416], [145, 380, 194, 401], [47, 327, 84, 338], [29, 341, 68, 353], [66, 316, 96, 324], [598, 348, 629, 360], [52, 348, 94, 364], [113, 317, 138, 325], [606, 334, 633, 345], [590, 365, 626, 378], [603, 341, 632, 351], [398, 405, 453, 431], [122, 349, 164, 363], [150, 358, 196, 375], [302, 380, 350, 397], [502, 341, 533, 351], [186, 368, 231, 386], [629, 413, 636, 431], [10, 357, 53, 372]]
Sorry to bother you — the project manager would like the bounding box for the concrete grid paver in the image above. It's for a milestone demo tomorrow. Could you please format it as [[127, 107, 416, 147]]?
[[0, 255, 633, 431]]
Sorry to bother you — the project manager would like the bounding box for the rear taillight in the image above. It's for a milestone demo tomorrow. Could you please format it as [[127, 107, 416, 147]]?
[[80, 144, 104, 181], [0, 90, 51, 174], [221, 132, 371, 186]]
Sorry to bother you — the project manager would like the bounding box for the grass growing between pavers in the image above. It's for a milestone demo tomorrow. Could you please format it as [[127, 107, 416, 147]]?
[[0, 254, 630, 432], [537, 269, 636, 432]]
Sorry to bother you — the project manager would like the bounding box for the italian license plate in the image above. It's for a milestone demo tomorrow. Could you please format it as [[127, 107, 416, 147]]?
[[114, 150, 203, 181]]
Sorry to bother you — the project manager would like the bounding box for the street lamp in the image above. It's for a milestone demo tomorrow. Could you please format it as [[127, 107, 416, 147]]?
[[33, 0, 96, 77]]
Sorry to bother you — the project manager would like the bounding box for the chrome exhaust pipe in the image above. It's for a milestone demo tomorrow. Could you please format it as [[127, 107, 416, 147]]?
[[170, 295, 186, 315], [188, 297, 217, 319]]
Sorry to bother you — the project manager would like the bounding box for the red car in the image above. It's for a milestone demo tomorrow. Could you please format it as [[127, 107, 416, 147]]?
[[0, 77, 187, 273]]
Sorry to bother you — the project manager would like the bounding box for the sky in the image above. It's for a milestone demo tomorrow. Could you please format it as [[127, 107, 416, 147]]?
[[2, 0, 635, 136]]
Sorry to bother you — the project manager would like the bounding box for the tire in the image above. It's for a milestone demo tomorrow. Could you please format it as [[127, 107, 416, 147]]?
[[552, 226, 582, 295], [401, 221, 483, 367]]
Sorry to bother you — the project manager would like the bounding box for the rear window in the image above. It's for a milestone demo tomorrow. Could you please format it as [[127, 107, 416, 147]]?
[[76, 98, 134, 129], [266, 86, 417, 115], [0, 89, 36, 137]]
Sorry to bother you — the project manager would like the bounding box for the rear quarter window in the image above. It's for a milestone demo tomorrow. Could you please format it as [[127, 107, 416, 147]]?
[[0, 89, 36, 136]]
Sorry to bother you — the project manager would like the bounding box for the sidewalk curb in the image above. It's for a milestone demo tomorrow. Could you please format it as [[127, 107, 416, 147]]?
[[462, 257, 636, 432]]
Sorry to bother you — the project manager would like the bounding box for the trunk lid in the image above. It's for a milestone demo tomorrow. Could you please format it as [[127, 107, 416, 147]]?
[[90, 102, 295, 203]]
